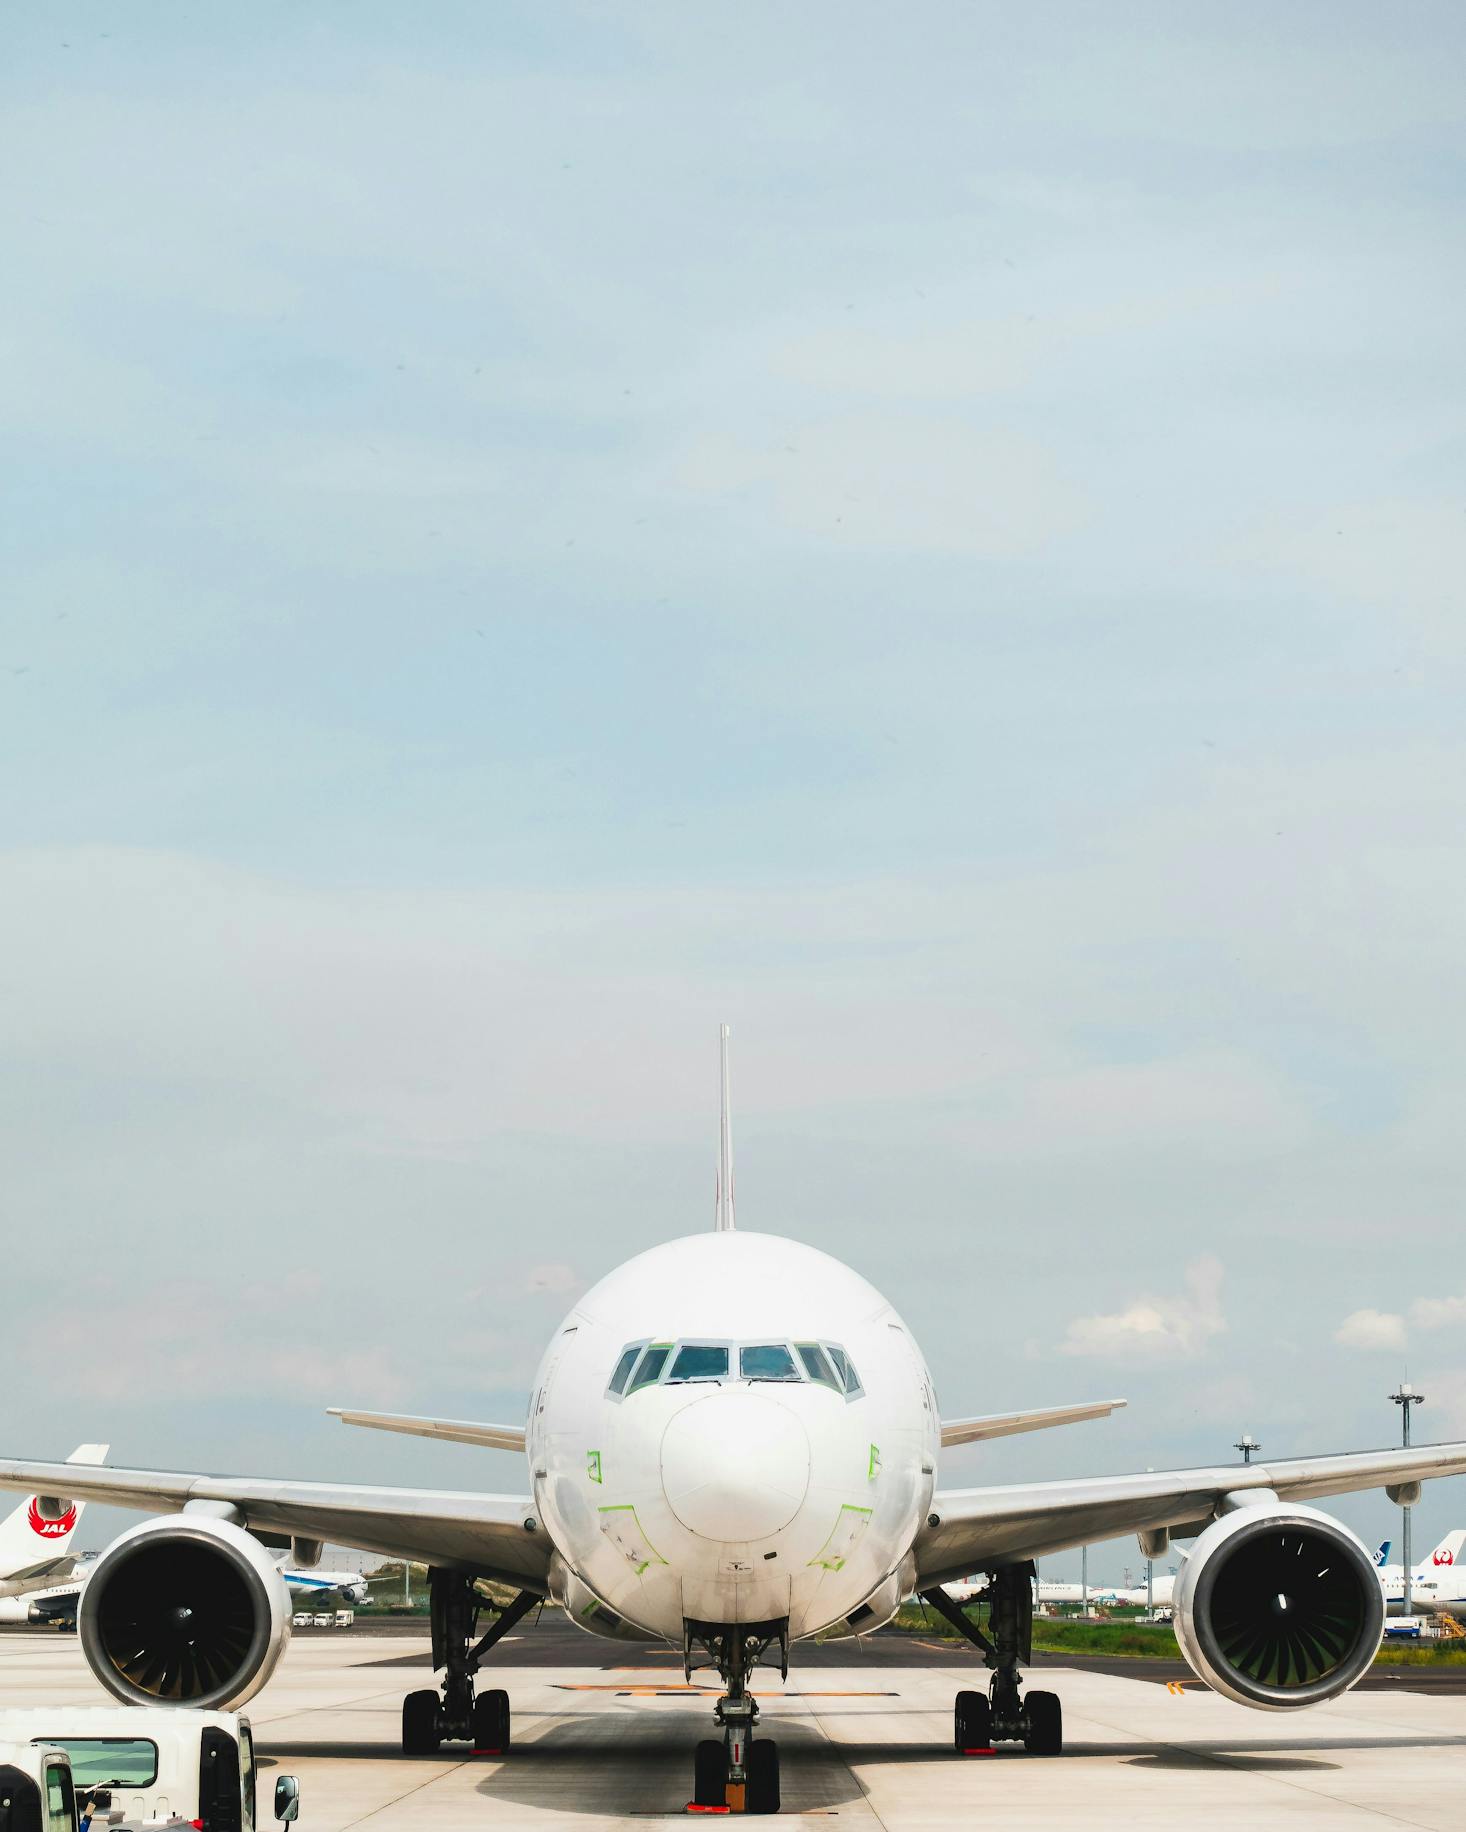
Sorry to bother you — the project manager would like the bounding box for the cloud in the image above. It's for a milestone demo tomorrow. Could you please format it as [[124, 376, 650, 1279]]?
[[1410, 1294, 1466, 1332], [1334, 1308, 1408, 1352], [1060, 1256, 1225, 1362]]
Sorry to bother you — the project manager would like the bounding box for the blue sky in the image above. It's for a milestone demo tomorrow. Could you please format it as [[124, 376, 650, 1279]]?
[[3, 2, 1465, 1572]]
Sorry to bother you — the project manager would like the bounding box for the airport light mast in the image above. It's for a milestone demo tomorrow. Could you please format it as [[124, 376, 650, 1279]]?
[[1390, 1384, 1425, 1618], [1234, 1434, 1260, 1465]]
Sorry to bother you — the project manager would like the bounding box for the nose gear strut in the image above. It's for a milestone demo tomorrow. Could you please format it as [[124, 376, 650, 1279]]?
[[684, 1617, 787, 1812]]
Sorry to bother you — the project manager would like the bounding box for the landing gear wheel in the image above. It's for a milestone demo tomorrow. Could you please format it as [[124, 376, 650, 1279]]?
[[693, 1739, 728, 1807], [472, 1689, 510, 1754], [954, 1689, 991, 1752], [747, 1739, 780, 1814], [402, 1689, 441, 1755], [1023, 1690, 1062, 1755]]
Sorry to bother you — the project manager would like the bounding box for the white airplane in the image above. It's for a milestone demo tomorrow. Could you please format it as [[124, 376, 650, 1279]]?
[[1380, 1529, 1466, 1618], [5, 1034, 1466, 1814], [0, 1447, 106, 1603]]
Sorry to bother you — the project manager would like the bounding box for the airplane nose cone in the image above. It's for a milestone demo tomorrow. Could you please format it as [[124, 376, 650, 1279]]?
[[661, 1390, 811, 1541]]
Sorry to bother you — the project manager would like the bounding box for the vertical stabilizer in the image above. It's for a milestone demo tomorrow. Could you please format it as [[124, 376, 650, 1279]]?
[[1426, 1528, 1465, 1570], [716, 1024, 736, 1232], [0, 1443, 108, 1579]]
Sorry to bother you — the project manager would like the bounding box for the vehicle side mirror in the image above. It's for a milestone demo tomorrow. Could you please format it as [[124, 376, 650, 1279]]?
[[273, 1776, 300, 1823]]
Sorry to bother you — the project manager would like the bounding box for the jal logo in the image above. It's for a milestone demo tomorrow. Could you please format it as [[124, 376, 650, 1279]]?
[[27, 1499, 76, 1539], [1433, 1548, 1455, 1566]]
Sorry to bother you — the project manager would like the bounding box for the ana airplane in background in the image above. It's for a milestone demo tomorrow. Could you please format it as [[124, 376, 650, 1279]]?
[[0, 1447, 106, 1606], [6, 1033, 1466, 1814]]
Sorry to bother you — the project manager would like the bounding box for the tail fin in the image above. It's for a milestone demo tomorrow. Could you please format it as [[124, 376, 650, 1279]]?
[[1373, 1539, 1391, 1568], [1427, 1529, 1465, 1569], [715, 1024, 735, 1232], [0, 1444, 108, 1579]]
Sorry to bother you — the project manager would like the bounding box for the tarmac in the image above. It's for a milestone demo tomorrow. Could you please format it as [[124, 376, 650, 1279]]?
[[2, 1624, 1463, 1830]]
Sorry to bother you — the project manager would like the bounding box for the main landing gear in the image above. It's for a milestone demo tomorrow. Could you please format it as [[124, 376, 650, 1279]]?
[[685, 1617, 786, 1813], [401, 1568, 538, 1755], [921, 1563, 1064, 1757]]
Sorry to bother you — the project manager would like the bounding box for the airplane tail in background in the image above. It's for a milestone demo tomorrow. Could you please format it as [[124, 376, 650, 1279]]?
[[1373, 1539, 1392, 1568], [715, 1024, 736, 1232], [0, 1445, 108, 1579], [1427, 1529, 1465, 1569]]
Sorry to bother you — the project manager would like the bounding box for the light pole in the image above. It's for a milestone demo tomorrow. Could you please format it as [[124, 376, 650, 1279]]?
[[1390, 1384, 1425, 1617], [1234, 1434, 1260, 1465], [1081, 1544, 1089, 1617]]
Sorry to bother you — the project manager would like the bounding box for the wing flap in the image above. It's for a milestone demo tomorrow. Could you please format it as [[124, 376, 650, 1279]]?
[[0, 1457, 550, 1593], [940, 1398, 1126, 1448], [918, 1438, 1466, 1587], [327, 1409, 526, 1453]]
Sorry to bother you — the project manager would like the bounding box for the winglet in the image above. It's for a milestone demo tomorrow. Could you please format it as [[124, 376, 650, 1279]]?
[[716, 1024, 735, 1232]]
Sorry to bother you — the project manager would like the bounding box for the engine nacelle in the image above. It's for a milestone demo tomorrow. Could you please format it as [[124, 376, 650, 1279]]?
[[79, 1514, 292, 1709], [1173, 1502, 1384, 1709]]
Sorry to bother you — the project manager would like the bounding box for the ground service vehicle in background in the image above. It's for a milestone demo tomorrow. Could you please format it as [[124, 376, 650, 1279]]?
[[0, 1740, 78, 1832], [0, 1711, 299, 1832]]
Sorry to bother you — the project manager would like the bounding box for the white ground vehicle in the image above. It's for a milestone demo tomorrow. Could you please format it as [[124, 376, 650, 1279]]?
[[0, 1739, 79, 1832], [0, 1711, 298, 1832]]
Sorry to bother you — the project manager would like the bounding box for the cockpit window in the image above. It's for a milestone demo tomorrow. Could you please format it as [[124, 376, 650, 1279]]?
[[628, 1343, 672, 1392], [668, 1343, 729, 1382], [827, 1345, 863, 1395], [608, 1336, 864, 1397], [608, 1343, 644, 1396], [795, 1342, 840, 1389], [739, 1343, 800, 1381]]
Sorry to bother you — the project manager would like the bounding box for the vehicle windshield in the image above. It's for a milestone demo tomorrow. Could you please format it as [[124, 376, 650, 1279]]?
[[667, 1344, 729, 1382], [37, 1739, 158, 1787], [740, 1343, 800, 1380]]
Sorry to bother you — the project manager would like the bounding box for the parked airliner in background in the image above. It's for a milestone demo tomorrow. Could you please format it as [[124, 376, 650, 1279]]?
[[0, 1447, 105, 1604], [1381, 1529, 1466, 1618], [4, 1033, 1466, 1814]]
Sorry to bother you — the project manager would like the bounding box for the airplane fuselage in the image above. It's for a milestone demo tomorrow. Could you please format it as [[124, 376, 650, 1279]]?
[[528, 1230, 938, 1643]]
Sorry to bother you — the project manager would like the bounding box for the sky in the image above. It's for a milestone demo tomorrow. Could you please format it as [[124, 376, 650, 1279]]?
[[3, 2, 1465, 1578]]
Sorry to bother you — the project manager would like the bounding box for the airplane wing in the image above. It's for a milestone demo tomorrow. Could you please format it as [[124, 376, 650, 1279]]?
[[917, 1439, 1466, 1587], [0, 1458, 551, 1594], [327, 1408, 526, 1453], [940, 1398, 1126, 1448]]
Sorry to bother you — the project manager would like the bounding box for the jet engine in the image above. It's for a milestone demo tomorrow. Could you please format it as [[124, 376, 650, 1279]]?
[[79, 1514, 292, 1709], [1173, 1501, 1384, 1709]]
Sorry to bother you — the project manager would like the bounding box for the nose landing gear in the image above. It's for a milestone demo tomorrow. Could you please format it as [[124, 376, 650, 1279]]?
[[922, 1563, 1064, 1757], [401, 1569, 538, 1755], [685, 1617, 786, 1813]]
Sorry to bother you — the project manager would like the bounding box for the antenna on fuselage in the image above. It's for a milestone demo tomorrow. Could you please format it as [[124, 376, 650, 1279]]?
[[716, 1023, 736, 1232]]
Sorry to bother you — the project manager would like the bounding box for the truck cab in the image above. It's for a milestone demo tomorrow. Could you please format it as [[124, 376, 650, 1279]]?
[[0, 1711, 298, 1832], [0, 1739, 78, 1832]]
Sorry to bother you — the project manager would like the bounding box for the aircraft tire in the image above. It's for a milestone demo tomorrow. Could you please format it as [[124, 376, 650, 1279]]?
[[402, 1689, 441, 1755], [1023, 1690, 1062, 1755], [693, 1739, 727, 1807], [747, 1738, 780, 1814], [954, 1689, 991, 1751], [473, 1689, 511, 1753]]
